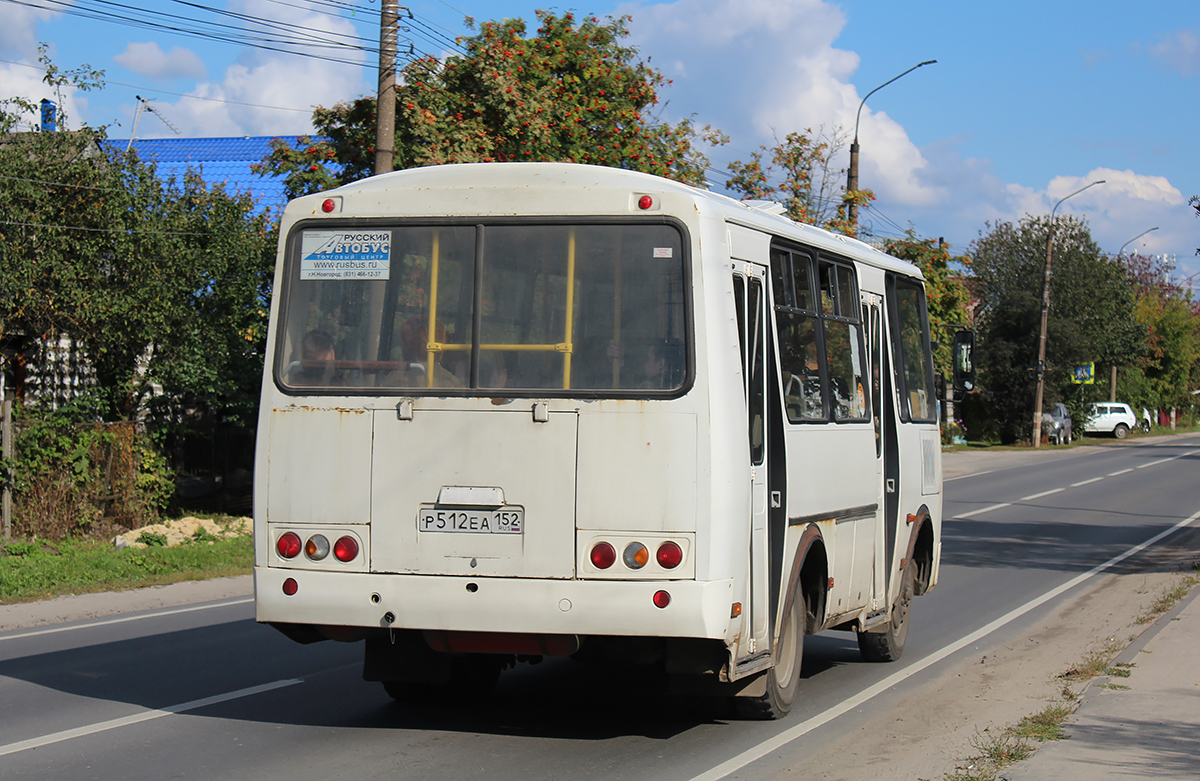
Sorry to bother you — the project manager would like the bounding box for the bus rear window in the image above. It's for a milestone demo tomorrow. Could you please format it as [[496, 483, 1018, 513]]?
[[276, 222, 688, 395]]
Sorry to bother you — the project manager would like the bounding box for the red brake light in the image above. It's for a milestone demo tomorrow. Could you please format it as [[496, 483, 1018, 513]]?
[[590, 542, 616, 569], [276, 532, 302, 559], [333, 535, 359, 562], [657, 541, 683, 569]]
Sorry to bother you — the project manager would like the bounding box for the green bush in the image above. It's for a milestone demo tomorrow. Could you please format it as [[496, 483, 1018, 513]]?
[[4, 396, 176, 540]]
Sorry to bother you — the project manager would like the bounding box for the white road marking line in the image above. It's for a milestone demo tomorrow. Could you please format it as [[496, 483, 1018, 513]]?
[[0, 678, 301, 757], [953, 503, 1011, 518], [688, 507, 1200, 781], [0, 598, 253, 642], [1020, 488, 1065, 501], [1137, 449, 1199, 469], [945, 469, 995, 482], [949, 448, 1199, 519]]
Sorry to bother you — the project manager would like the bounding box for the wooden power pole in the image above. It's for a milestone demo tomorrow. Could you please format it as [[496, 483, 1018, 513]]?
[[375, 0, 399, 175]]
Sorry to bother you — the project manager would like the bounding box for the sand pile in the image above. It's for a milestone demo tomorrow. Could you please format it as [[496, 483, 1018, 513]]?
[[114, 516, 251, 549]]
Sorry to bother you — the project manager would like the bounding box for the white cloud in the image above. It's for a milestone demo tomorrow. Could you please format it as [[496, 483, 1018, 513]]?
[[128, 0, 371, 137], [620, 0, 938, 209], [1146, 29, 1200, 77], [617, 0, 1197, 275], [115, 42, 206, 81], [0, 61, 92, 131], [0, 2, 56, 59]]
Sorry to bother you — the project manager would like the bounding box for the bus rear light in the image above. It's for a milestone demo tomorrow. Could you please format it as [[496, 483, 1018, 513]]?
[[623, 542, 649, 569], [656, 541, 683, 569], [282, 578, 298, 596], [653, 590, 671, 608], [637, 195, 654, 210], [590, 542, 616, 569], [276, 532, 302, 559], [333, 536, 359, 562], [305, 534, 330, 561]]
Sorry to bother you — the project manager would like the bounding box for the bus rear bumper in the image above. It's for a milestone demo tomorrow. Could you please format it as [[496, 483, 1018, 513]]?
[[254, 566, 736, 641]]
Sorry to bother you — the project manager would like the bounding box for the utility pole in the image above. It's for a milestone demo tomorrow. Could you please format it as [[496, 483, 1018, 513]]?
[[1111, 227, 1159, 402], [846, 60, 936, 228], [1031, 180, 1104, 448], [375, 0, 399, 175]]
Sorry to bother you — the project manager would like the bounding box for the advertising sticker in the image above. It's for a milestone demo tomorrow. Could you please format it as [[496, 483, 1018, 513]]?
[[300, 230, 391, 280]]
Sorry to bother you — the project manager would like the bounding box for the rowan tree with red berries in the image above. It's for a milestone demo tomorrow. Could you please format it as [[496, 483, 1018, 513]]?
[[255, 11, 724, 198]]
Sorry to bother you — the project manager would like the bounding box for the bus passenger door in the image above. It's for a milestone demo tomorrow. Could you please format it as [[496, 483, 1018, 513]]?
[[864, 293, 891, 609], [733, 264, 771, 653]]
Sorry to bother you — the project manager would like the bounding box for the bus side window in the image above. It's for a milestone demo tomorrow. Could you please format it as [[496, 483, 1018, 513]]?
[[771, 247, 825, 422], [888, 276, 937, 423], [819, 261, 868, 422]]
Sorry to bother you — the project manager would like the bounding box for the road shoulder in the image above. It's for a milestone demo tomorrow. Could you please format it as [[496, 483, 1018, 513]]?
[[0, 575, 253, 631]]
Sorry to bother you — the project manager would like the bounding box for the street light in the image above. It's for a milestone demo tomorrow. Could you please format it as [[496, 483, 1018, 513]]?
[[1118, 226, 1159, 258], [846, 60, 937, 228], [1031, 179, 1105, 448], [1110, 226, 1158, 402]]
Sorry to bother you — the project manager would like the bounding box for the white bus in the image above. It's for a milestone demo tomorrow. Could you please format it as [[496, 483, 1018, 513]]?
[[254, 163, 971, 718]]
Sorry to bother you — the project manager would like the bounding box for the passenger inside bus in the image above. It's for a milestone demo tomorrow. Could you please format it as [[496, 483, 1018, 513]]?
[[291, 330, 343, 386], [385, 316, 461, 387], [638, 339, 683, 389]]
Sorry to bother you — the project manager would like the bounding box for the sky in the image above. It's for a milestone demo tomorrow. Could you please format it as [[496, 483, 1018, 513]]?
[[1, 0, 1198, 282]]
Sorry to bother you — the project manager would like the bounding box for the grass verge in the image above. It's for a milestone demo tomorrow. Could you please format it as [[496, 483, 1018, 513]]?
[[1, 516, 252, 604]]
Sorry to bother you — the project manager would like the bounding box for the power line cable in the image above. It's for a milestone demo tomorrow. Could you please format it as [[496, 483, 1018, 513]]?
[[2, 0, 377, 67]]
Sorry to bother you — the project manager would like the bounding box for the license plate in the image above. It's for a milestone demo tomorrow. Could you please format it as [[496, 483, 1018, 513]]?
[[417, 506, 523, 534]]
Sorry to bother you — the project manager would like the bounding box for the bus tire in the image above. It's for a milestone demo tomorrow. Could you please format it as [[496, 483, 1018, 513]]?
[[858, 557, 915, 663], [735, 587, 804, 720]]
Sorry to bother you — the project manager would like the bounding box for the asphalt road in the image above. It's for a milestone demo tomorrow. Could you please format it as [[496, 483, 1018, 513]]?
[[2, 435, 1198, 780]]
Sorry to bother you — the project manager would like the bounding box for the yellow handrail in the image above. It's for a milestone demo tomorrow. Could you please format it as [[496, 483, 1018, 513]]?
[[426, 232, 440, 388], [563, 229, 576, 389]]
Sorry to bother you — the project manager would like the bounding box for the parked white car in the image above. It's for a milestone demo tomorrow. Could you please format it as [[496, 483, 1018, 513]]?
[[1083, 402, 1138, 439]]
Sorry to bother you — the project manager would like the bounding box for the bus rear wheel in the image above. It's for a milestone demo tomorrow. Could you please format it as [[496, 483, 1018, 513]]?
[[858, 557, 915, 663], [735, 588, 804, 720]]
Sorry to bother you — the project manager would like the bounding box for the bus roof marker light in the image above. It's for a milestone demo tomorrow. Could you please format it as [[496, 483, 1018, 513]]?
[[321, 197, 339, 213], [637, 195, 653, 210]]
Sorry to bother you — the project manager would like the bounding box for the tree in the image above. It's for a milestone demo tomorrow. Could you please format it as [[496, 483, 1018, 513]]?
[[1192, 194, 1199, 255], [1121, 253, 1200, 412], [967, 215, 1143, 443], [0, 76, 276, 426], [254, 11, 725, 199], [724, 126, 874, 237]]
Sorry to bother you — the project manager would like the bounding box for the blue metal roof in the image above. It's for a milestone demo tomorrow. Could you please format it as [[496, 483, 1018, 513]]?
[[106, 136, 304, 215]]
